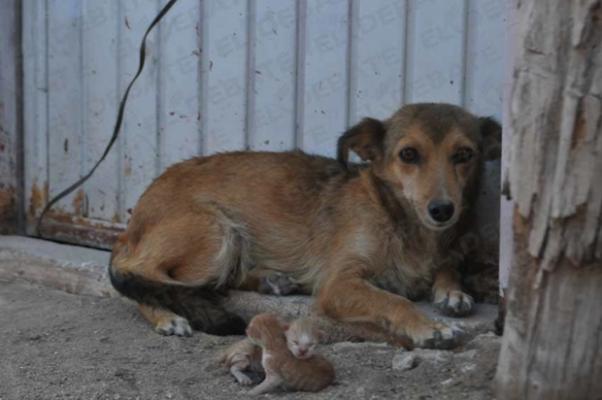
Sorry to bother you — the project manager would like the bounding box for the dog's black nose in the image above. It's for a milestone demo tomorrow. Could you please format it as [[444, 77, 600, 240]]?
[[428, 200, 455, 223]]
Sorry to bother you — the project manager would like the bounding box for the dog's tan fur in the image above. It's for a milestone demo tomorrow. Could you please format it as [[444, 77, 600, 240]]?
[[109, 103, 501, 348]]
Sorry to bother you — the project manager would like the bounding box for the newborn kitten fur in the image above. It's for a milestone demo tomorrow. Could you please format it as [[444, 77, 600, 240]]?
[[220, 316, 321, 385], [285, 317, 320, 359], [257, 272, 301, 296], [246, 313, 335, 395], [219, 338, 263, 385]]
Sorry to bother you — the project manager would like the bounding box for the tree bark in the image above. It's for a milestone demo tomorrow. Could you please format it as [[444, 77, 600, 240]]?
[[496, 1, 602, 399]]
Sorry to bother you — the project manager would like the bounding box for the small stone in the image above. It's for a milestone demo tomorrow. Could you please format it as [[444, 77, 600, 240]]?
[[465, 332, 502, 352], [441, 378, 454, 386], [413, 349, 452, 364], [392, 352, 419, 371], [455, 349, 477, 361], [461, 363, 477, 373]]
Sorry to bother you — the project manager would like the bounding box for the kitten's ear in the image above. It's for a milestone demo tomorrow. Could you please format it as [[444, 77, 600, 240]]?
[[245, 324, 258, 340], [316, 329, 326, 343], [337, 118, 386, 167]]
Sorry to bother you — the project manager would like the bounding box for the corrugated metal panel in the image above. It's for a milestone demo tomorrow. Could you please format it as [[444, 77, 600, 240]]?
[[22, 0, 507, 247]]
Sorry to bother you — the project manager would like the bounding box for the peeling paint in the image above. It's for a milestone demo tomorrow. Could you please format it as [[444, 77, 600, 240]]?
[[72, 189, 86, 216], [0, 186, 17, 232], [29, 182, 48, 217], [111, 213, 122, 223]]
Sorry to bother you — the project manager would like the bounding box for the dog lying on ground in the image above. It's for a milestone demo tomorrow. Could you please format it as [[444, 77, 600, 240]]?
[[109, 103, 501, 348]]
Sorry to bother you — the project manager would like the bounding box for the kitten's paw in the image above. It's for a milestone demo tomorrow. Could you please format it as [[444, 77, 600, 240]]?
[[434, 290, 473, 317], [155, 316, 192, 337], [235, 374, 254, 386]]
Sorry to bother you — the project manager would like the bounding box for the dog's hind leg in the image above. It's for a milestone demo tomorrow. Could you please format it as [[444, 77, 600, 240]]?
[[110, 208, 249, 335], [138, 304, 192, 337]]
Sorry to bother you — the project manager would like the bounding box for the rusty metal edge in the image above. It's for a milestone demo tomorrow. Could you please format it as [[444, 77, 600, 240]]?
[[27, 217, 123, 250]]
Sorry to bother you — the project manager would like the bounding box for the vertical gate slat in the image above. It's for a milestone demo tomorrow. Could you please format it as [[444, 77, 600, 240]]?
[[119, 0, 161, 216], [299, 0, 350, 157], [158, 0, 202, 171], [47, 0, 85, 216], [82, 0, 120, 222], [202, 0, 248, 154], [404, 0, 467, 104], [351, 0, 406, 124], [463, 0, 506, 117], [23, 0, 49, 224], [250, 0, 297, 151], [464, 0, 507, 267]]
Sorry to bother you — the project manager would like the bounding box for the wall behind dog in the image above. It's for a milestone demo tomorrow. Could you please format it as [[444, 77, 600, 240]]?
[[21, 0, 506, 258]]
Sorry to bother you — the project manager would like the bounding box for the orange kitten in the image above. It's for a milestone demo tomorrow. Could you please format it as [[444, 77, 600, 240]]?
[[246, 313, 335, 395], [220, 316, 321, 385]]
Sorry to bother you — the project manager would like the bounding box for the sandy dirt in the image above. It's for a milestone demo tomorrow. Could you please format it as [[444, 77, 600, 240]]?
[[0, 280, 501, 400]]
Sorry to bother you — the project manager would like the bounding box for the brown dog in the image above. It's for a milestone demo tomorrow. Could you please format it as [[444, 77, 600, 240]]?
[[109, 103, 501, 348]]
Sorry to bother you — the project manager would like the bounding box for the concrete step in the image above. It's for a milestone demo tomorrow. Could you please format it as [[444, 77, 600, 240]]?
[[0, 235, 498, 341]]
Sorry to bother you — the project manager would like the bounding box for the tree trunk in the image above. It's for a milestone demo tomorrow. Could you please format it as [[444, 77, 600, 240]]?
[[496, 1, 602, 399]]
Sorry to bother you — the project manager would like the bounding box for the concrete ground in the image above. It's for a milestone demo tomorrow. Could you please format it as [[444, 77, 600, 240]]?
[[0, 236, 502, 400]]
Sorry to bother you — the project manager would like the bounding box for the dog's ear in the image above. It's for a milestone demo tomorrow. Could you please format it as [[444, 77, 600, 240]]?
[[478, 117, 502, 161], [337, 118, 386, 166]]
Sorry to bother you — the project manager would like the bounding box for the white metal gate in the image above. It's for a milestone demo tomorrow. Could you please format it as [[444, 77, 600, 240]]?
[[22, 0, 507, 248]]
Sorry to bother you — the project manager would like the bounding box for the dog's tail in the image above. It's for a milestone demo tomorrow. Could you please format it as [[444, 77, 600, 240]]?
[[109, 250, 246, 336]]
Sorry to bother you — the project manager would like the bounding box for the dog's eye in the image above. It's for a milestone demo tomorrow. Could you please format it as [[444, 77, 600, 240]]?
[[452, 147, 474, 164], [399, 147, 420, 164]]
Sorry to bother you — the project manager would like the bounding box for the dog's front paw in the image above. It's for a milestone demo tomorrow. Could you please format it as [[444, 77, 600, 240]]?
[[155, 316, 193, 337], [407, 321, 459, 350], [434, 290, 473, 317]]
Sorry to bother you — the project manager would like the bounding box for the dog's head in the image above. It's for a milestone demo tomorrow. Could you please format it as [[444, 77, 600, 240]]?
[[338, 103, 501, 231]]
